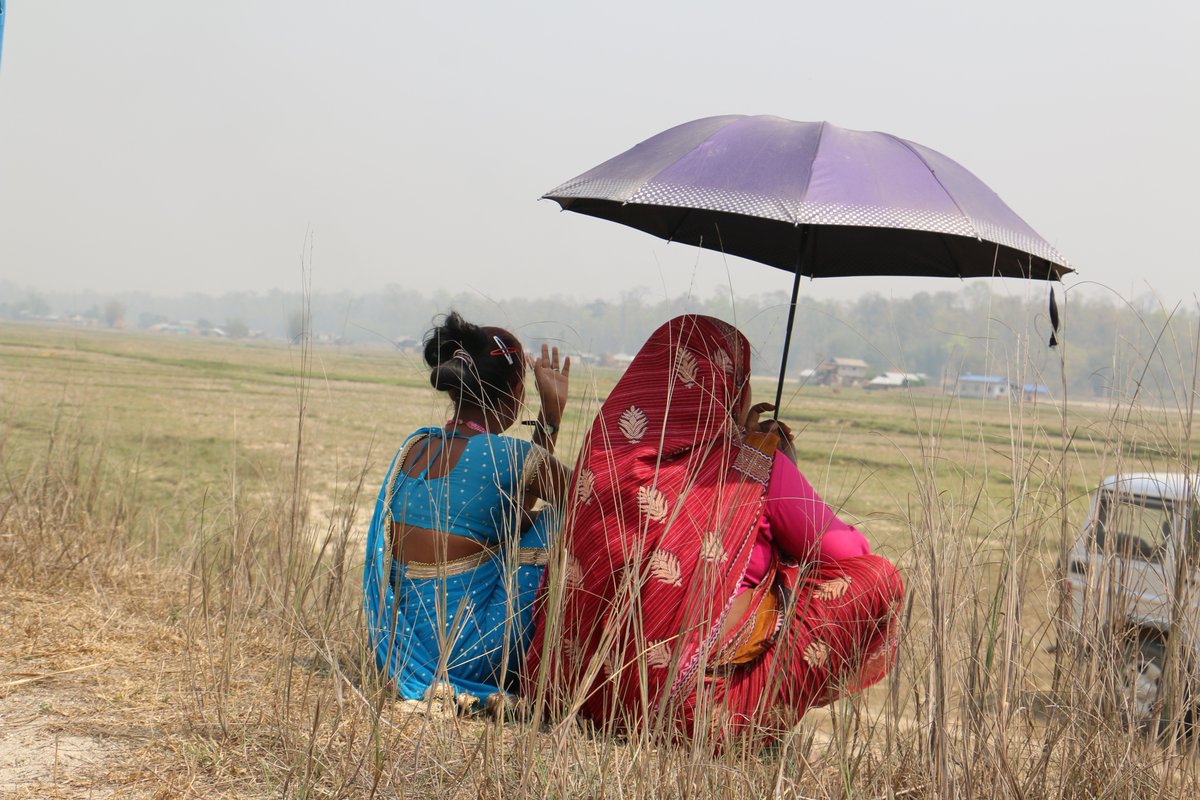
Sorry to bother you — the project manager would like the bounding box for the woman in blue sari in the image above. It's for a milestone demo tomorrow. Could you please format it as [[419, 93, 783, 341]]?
[[364, 312, 571, 705]]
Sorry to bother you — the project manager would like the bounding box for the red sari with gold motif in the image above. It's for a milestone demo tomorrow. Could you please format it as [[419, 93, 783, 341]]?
[[524, 315, 902, 739]]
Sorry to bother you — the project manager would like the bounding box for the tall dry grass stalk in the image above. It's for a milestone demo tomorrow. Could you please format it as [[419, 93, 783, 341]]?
[[3, 300, 1200, 798]]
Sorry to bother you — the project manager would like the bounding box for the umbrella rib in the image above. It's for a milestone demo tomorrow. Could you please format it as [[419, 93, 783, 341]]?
[[666, 207, 693, 243], [934, 231, 967, 280], [881, 133, 980, 243], [792, 121, 828, 225]]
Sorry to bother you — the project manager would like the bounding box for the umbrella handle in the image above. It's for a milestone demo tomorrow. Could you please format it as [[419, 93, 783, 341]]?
[[773, 228, 810, 420]]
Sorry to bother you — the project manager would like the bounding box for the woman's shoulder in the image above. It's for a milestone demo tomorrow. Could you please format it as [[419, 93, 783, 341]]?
[[394, 426, 439, 451]]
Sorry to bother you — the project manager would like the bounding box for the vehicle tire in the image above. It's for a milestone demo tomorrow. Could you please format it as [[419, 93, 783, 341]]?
[[1115, 637, 1165, 732]]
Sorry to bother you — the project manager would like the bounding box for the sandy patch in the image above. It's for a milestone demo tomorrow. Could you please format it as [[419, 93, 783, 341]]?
[[0, 573, 219, 799], [0, 684, 122, 797]]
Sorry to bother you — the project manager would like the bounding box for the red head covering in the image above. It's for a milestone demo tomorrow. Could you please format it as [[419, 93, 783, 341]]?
[[525, 315, 776, 727]]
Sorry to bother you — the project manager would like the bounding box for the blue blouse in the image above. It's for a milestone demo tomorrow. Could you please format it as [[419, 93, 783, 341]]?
[[387, 427, 541, 545]]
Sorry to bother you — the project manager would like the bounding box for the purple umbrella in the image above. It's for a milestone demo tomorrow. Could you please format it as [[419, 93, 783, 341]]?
[[544, 115, 1071, 409]]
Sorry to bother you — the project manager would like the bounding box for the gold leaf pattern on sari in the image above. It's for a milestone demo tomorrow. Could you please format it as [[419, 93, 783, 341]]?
[[564, 554, 583, 590], [813, 575, 852, 601], [601, 650, 619, 680], [708, 704, 732, 740], [574, 467, 595, 505], [712, 347, 733, 375], [803, 640, 830, 669], [618, 406, 648, 443], [699, 531, 727, 564], [647, 548, 682, 587], [674, 348, 698, 387], [561, 635, 580, 663], [636, 485, 669, 522], [645, 640, 672, 670]]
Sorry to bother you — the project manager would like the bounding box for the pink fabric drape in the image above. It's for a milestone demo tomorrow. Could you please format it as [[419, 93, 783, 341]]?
[[741, 451, 869, 590]]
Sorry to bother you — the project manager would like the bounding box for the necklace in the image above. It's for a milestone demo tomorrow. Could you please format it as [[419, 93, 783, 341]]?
[[445, 418, 488, 435]]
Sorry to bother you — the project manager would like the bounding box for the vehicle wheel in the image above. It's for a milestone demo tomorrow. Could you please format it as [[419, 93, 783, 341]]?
[[1115, 637, 1165, 731]]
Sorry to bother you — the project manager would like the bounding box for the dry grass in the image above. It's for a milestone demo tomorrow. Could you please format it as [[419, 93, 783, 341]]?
[[2, 318, 1200, 798]]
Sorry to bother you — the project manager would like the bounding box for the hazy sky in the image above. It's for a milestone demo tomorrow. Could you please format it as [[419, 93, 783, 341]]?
[[1, 1, 1197, 306]]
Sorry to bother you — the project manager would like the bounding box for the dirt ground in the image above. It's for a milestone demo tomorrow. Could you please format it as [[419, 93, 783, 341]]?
[[0, 566, 228, 799]]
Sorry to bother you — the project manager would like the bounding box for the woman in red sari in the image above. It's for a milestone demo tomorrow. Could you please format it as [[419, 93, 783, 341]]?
[[524, 314, 903, 740]]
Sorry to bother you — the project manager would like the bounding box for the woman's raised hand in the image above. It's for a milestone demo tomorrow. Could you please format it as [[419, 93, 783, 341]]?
[[531, 344, 570, 423]]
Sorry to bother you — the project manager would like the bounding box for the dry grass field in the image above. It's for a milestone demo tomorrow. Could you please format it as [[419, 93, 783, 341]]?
[[2, 319, 1198, 799]]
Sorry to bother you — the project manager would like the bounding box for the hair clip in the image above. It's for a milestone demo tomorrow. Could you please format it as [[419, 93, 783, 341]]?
[[490, 335, 520, 365]]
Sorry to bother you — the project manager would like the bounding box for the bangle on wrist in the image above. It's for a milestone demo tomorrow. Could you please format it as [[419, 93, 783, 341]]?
[[522, 419, 558, 437]]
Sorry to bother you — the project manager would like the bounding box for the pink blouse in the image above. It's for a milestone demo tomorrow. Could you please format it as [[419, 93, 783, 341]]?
[[740, 451, 870, 590]]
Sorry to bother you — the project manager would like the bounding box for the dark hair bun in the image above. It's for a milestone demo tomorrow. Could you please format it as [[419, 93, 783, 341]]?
[[423, 311, 482, 368], [429, 359, 467, 393], [422, 311, 523, 409]]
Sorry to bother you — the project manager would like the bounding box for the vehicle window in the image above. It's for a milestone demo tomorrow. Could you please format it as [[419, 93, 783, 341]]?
[[1093, 491, 1175, 562]]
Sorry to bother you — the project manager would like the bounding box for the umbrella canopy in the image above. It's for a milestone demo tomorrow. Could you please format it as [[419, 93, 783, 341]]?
[[544, 115, 1071, 411], [545, 115, 1071, 282]]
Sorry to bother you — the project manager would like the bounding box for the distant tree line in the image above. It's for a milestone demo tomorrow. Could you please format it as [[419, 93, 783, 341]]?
[[2, 279, 1195, 402]]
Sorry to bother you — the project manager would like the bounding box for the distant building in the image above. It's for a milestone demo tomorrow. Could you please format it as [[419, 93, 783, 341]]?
[[1023, 383, 1051, 402], [865, 371, 924, 391], [955, 374, 1011, 399], [149, 322, 194, 335], [814, 357, 869, 387]]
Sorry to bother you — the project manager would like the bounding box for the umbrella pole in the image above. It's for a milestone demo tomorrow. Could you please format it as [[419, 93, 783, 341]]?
[[773, 229, 809, 419]]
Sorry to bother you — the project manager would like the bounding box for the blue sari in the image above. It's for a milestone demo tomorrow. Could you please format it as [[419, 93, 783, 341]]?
[[363, 427, 553, 701]]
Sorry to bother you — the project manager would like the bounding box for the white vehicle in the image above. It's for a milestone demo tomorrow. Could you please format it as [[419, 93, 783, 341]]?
[[1061, 473, 1200, 728]]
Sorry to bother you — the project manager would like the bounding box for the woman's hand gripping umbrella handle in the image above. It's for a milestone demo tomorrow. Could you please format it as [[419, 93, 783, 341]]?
[[740, 401, 797, 464]]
